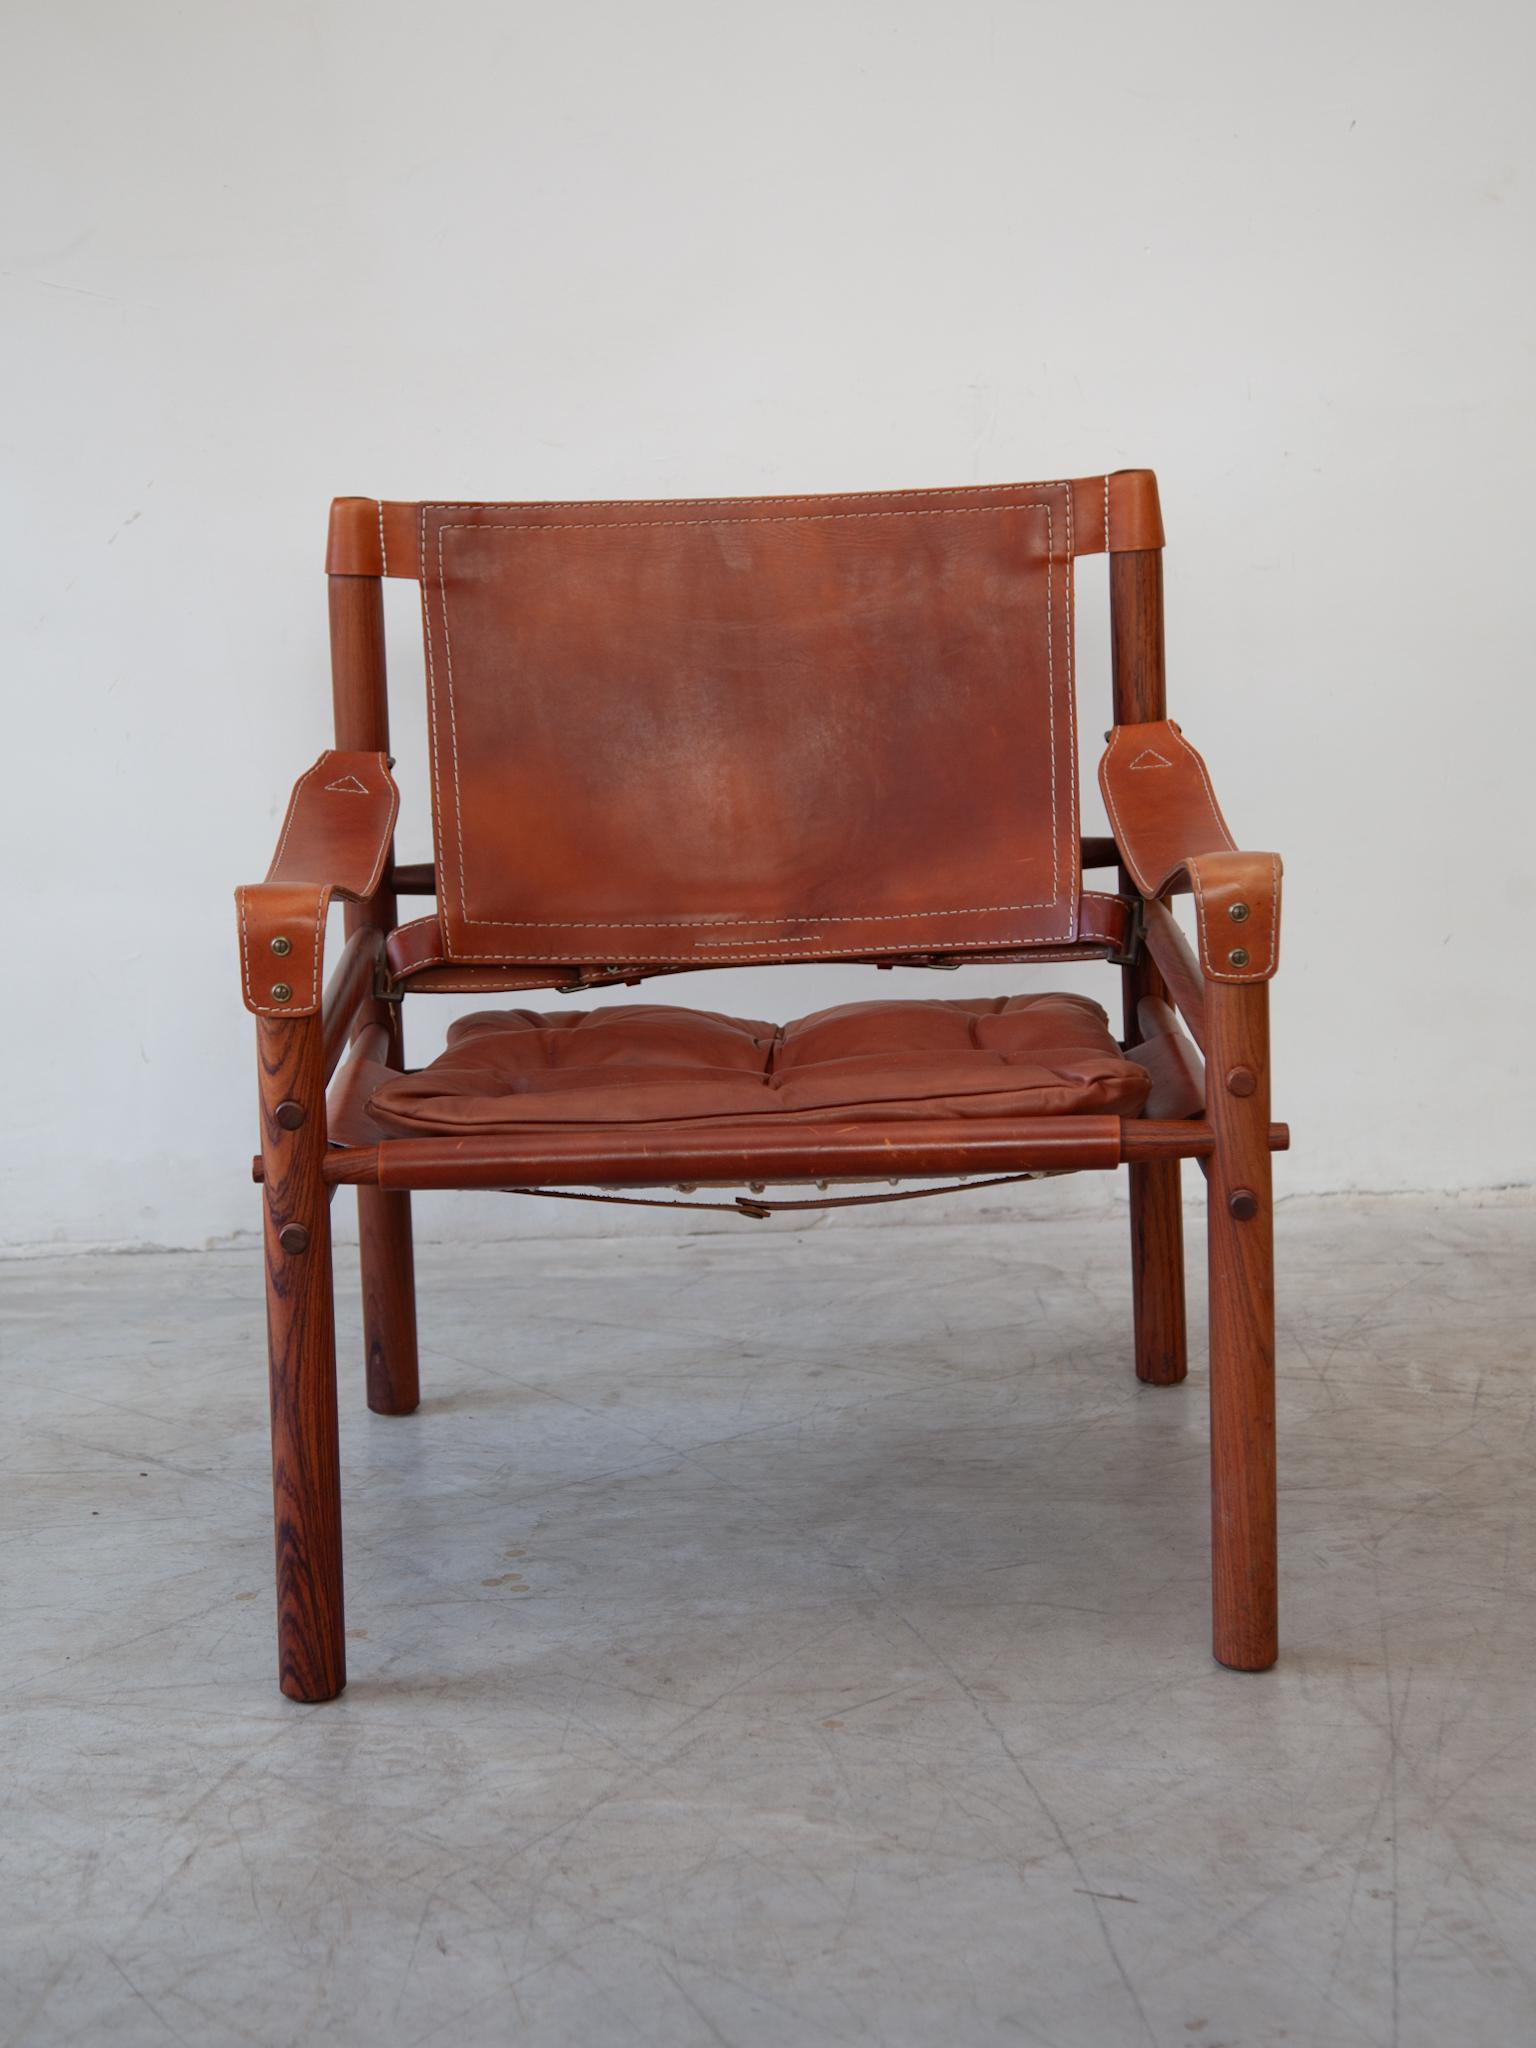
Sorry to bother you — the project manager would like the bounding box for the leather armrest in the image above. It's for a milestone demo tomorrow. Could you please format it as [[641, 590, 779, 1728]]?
[[1099, 720, 1282, 984], [236, 751, 399, 1017]]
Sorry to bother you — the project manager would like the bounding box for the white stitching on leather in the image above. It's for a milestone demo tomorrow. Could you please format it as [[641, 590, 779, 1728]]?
[[376, 499, 388, 577], [237, 886, 252, 1007], [1103, 474, 1110, 552], [1099, 724, 1235, 898], [1166, 725, 1236, 846], [1180, 853, 1278, 981], [426, 500, 1079, 945], [242, 753, 399, 1013], [238, 883, 329, 1012], [388, 894, 1130, 978], [1189, 852, 1281, 979], [434, 524, 475, 929], [415, 480, 1076, 513], [268, 756, 322, 876], [306, 887, 325, 1005], [406, 934, 1106, 963], [1099, 728, 1147, 893], [435, 504, 1048, 537]]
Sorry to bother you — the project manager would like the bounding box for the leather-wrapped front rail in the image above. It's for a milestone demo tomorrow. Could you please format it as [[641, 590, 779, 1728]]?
[[236, 751, 399, 1016], [1099, 719, 1282, 984]]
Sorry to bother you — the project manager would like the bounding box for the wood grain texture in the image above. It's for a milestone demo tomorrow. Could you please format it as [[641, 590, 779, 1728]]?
[[314, 1119, 1290, 1187], [361, 1173, 420, 1416], [1140, 896, 1207, 1050], [1110, 546, 1188, 1386], [329, 572, 421, 1418], [321, 926, 384, 1081], [1205, 978, 1278, 1670], [258, 1013, 345, 1702]]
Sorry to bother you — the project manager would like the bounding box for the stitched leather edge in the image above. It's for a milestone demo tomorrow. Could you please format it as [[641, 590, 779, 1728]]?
[[325, 472, 1164, 579], [423, 497, 1079, 955], [236, 750, 399, 1018], [1185, 851, 1283, 984], [1099, 721, 1282, 985]]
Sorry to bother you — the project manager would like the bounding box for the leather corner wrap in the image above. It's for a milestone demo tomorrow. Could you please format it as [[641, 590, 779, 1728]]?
[[324, 471, 1164, 581], [237, 750, 399, 1017], [1099, 718, 1282, 984]]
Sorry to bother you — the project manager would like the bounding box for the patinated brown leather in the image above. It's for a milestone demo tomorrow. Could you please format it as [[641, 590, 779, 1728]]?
[[1099, 719, 1282, 984], [414, 484, 1091, 971], [326, 471, 1165, 580], [367, 994, 1150, 1137], [380, 888, 1137, 994], [236, 751, 398, 1016]]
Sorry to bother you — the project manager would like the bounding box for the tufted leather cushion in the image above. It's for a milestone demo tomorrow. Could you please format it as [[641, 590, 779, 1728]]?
[[367, 993, 1150, 1136]]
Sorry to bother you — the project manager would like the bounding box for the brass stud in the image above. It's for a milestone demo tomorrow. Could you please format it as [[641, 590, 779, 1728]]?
[[270, 935, 293, 956], [274, 1100, 306, 1129], [271, 982, 293, 1003], [1227, 1189, 1260, 1222], [1228, 902, 1250, 923], [1227, 948, 1250, 969], [1226, 1066, 1257, 1098], [278, 1223, 310, 1255]]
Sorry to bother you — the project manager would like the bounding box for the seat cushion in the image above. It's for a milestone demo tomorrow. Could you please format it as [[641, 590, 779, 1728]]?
[[367, 993, 1151, 1136]]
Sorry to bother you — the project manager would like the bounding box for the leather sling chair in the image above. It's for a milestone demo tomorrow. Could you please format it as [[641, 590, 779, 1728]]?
[[237, 472, 1286, 1703]]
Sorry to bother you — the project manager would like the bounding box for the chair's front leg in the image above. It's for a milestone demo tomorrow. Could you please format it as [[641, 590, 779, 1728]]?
[[1204, 977, 1278, 1671], [258, 1012, 345, 1701]]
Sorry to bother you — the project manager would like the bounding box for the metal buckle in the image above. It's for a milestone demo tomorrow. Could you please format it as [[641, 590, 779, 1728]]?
[[1105, 893, 1144, 969]]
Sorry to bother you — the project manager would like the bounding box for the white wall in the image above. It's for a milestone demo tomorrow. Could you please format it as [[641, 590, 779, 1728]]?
[[3, 0, 1532, 1253]]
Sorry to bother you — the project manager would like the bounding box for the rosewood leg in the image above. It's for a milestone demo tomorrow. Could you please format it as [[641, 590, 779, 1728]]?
[[1204, 979, 1278, 1671], [1120, 892, 1188, 1388], [1128, 1158, 1188, 1385], [359, 1186, 419, 1415], [258, 1014, 346, 1702]]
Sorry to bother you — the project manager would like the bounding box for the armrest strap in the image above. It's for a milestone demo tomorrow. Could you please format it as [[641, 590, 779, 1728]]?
[[237, 751, 398, 1017], [1100, 720, 1282, 985]]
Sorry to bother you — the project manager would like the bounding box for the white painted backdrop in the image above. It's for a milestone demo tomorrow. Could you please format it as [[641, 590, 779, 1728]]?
[[4, 0, 1532, 1252]]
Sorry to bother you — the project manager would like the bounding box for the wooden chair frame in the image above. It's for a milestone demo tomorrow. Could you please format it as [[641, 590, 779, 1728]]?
[[242, 486, 1285, 1702]]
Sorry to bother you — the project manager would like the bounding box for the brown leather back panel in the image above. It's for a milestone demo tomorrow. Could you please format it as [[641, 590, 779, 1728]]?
[[415, 481, 1093, 969], [328, 470, 1164, 578]]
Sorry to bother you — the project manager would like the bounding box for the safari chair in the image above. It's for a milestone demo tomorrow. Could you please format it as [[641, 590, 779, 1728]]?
[[237, 473, 1286, 1702]]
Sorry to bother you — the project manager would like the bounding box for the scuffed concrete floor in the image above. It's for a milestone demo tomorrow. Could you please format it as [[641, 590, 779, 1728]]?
[[2, 1201, 1533, 2048]]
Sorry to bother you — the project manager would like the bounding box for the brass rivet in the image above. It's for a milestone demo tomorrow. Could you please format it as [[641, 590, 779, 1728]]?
[[274, 1100, 306, 1130], [1227, 948, 1250, 969], [1228, 1188, 1260, 1222], [271, 982, 293, 1003], [1228, 902, 1250, 923], [270, 935, 293, 956], [278, 1223, 310, 1255], [1226, 1066, 1257, 1098]]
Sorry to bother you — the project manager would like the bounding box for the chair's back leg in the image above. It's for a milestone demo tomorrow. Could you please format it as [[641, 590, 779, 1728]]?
[[329, 569, 421, 1416], [259, 1012, 346, 1701], [1204, 978, 1278, 1671], [1127, 1156, 1188, 1384], [1111, 548, 1189, 1385], [360, 1009, 419, 1415]]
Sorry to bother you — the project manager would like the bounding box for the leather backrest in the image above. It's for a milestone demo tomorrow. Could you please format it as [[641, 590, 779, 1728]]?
[[359, 475, 1160, 972]]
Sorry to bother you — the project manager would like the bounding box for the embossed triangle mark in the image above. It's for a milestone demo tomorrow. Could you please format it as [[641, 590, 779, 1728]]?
[[1128, 749, 1172, 770], [324, 774, 369, 794]]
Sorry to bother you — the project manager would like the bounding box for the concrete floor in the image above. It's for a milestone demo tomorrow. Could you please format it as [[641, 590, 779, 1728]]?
[[2, 1200, 1533, 2048]]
